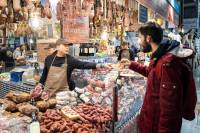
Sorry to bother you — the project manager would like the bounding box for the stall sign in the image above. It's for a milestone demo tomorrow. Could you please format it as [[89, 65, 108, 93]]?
[[183, 18, 198, 30], [63, 16, 89, 43], [138, 4, 148, 23], [138, 0, 179, 25], [62, 0, 89, 43]]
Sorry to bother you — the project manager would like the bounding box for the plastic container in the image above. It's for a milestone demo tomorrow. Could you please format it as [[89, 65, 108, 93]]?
[[10, 71, 24, 82]]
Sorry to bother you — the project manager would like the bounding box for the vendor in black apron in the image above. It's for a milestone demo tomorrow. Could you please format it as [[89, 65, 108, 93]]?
[[32, 38, 110, 100]]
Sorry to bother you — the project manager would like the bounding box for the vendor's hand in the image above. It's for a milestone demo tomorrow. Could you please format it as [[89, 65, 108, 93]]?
[[31, 83, 43, 98], [120, 58, 131, 68], [103, 64, 113, 70], [41, 91, 50, 101], [97, 63, 113, 70]]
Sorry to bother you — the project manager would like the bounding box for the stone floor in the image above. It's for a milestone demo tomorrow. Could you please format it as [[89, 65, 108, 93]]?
[[181, 66, 200, 133]]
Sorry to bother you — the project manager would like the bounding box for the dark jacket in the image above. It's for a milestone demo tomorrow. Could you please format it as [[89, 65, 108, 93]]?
[[0, 48, 15, 67], [129, 40, 197, 133], [118, 49, 135, 61], [40, 53, 96, 90]]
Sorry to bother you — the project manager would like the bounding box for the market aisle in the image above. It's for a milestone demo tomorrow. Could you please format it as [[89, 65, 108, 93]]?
[[181, 66, 200, 133]]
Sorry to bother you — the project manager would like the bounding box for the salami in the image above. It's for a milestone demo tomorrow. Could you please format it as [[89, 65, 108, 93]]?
[[13, 0, 21, 12]]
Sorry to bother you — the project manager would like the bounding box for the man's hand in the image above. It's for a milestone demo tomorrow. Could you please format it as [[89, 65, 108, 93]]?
[[103, 64, 113, 69], [31, 83, 43, 98], [137, 52, 145, 60], [41, 91, 50, 101]]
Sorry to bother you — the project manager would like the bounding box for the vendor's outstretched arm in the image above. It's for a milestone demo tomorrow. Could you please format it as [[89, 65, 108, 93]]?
[[72, 57, 97, 69]]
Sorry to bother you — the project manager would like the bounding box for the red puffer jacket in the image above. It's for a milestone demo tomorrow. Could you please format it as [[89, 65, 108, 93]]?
[[129, 43, 197, 133]]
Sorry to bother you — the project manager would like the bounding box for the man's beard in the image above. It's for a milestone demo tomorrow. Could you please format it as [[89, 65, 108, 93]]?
[[141, 41, 152, 53]]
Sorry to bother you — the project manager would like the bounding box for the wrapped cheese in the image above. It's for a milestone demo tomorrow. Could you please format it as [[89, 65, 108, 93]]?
[[56, 95, 70, 101], [56, 100, 69, 105], [71, 91, 78, 97], [61, 106, 80, 120], [81, 96, 90, 103], [74, 87, 85, 94], [56, 91, 69, 97], [70, 97, 77, 102]]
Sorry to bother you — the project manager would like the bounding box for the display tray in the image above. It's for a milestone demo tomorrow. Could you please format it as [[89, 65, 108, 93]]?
[[22, 79, 37, 86], [0, 68, 146, 133], [120, 73, 135, 77], [0, 80, 34, 98]]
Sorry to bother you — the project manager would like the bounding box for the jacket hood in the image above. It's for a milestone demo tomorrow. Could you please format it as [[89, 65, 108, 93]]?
[[152, 40, 194, 62]]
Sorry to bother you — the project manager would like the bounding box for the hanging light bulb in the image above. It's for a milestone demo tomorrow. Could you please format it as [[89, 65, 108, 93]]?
[[101, 31, 109, 40], [29, 17, 44, 31], [29, 8, 44, 31]]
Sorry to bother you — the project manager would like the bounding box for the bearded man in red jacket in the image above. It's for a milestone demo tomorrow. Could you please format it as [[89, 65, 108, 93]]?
[[121, 22, 197, 133]]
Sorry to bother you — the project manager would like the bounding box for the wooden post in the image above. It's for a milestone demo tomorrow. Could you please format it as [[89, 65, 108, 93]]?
[[61, 0, 64, 38], [3, 27, 6, 44], [179, 0, 184, 30]]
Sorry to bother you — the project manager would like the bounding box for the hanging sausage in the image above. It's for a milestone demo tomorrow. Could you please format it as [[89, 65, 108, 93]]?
[[8, 7, 14, 23], [56, 1, 62, 20], [22, 7, 29, 21], [124, 8, 130, 28], [31, 0, 40, 5], [41, 6, 46, 18], [13, 0, 21, 12], [89, 0, 94, 19], [0, 0, 7, 8], [85, 0, 90, 16], [25, 22, 33, 35], [25, 0, 35, 10], [15, 22, 32, 36], [112, 0, 117, 27], [107, 0, 112, 25], [44, 0, 52, 19], [0, 8, 7, 25]]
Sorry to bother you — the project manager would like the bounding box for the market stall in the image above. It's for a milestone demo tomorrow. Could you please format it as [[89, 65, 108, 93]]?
[[0, 64, 146, 133]]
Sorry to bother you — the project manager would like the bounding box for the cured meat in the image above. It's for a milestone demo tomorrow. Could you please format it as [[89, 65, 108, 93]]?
[[13, 0, 21, 12], [22, 7, 28, 21], [0, 0, 7, 8], [56, 1, 62, 20], [25, 0, 35, 10], [36, 101, 50, 112], [124, 9, 130, 27], [8, 7, 14, 23], [0, 98, 17, 112], [5, 91, 31, 103], [17, 103, 38, 116], [0, 7, 7, 24], [44, 0, 52, 19]]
